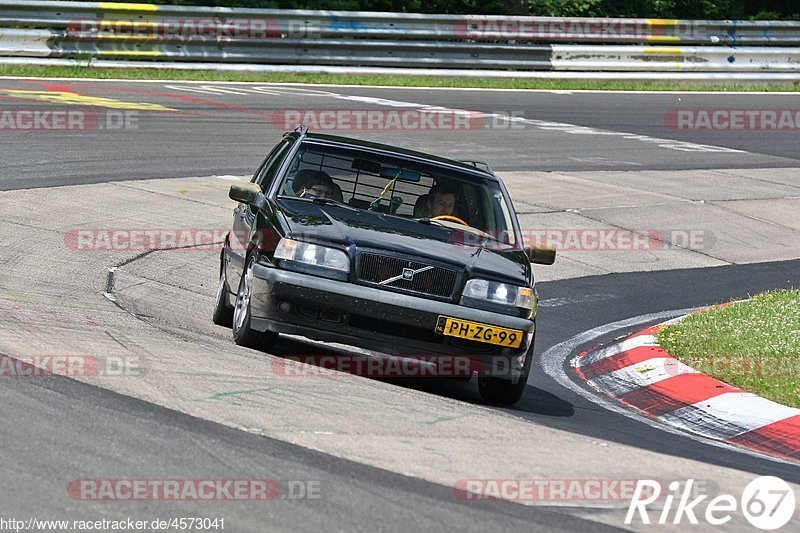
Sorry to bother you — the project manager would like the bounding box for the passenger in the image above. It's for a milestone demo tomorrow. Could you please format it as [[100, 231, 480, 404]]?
[[297, 170, 335, 199]]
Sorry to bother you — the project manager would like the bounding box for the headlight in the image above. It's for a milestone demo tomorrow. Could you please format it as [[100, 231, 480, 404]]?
[[461, 279, 534, 309], [274, 238, 349, 272]]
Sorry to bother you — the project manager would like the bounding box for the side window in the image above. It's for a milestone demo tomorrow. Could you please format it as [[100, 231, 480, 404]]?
[[253, 140, 292, 192]]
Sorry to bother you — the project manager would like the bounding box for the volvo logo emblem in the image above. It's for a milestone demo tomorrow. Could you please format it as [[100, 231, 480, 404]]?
[[378, 265, 434, 285]]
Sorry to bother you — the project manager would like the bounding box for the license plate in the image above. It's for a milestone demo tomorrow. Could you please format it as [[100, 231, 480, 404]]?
[[435, 316, 523, 348]]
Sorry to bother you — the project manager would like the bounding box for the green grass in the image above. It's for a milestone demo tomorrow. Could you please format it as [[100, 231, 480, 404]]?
[[657, 289, 800, 407], [2, 64, 800, 92]]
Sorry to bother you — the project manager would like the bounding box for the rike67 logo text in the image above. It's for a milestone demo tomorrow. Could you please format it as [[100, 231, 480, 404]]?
[[626, 477, 795, 530]]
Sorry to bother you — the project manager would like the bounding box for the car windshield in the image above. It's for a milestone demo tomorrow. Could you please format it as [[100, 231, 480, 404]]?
[[276, 142, 518, 246]]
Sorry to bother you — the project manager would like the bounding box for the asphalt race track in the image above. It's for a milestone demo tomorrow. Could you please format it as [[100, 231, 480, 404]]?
[[1, 78, 799, 532], [2, 79, 800, 190]]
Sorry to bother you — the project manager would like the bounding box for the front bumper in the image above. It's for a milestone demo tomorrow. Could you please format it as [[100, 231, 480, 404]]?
[[249, 263, 535, 373]]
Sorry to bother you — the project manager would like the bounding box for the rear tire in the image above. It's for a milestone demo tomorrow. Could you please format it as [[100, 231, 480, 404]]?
[[212, 259, 234, 327], [232, 255, 278, 350]]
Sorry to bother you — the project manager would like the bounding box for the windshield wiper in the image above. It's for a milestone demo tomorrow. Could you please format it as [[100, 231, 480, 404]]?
[[310, 196, 358, 211]]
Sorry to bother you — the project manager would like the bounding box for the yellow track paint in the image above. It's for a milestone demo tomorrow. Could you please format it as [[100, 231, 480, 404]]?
[[643, 18, 680, 43], [0, 90, 173, 111], [96, 21, 161, 29], [644, 35, 681, 43], [97, 50, 163, 57], [90, 34, 164, 42], [98, 2, 159, 11], [645, 18, 679, 26], [643, 48, 682, 55]]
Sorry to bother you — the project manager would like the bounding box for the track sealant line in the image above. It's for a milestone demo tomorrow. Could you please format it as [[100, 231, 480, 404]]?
[[571, 309, 800, 464], [101, 239, 225, 317]]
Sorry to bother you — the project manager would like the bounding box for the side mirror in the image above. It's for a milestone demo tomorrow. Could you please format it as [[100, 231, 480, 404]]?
[[525, 246, 556, 265], [229, 182, 267, 211]]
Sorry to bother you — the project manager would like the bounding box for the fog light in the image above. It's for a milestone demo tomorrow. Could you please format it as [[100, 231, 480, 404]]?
[[278, 301, 292, 313]]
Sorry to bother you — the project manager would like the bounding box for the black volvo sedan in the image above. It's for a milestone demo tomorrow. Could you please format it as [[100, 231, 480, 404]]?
[[213, 127, 555, 405]]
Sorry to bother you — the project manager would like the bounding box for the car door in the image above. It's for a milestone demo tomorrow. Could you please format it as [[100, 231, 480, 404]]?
[[226, 138, 294, 292]]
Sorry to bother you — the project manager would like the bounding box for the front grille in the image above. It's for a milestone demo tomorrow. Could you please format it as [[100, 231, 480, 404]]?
[[358, 252, 459, 299]]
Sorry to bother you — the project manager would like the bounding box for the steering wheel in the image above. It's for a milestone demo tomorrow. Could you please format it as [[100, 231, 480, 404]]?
[[431, 215, 470, 226]]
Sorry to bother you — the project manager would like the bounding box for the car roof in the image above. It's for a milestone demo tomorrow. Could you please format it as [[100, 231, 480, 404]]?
[[292, 132, 498, 180]]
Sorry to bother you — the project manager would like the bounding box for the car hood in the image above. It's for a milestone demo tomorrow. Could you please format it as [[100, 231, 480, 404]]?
[[280, 200, 530, 285]]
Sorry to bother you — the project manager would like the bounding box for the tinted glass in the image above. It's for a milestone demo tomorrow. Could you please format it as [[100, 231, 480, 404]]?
[[277, 142, 517, 245]]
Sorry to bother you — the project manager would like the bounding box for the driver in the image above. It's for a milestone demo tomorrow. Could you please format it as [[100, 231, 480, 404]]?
[[296, 170, 335, 199], [427, 183, 458, 218]]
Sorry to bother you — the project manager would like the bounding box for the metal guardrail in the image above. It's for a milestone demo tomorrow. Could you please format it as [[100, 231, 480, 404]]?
[[3, 1, 800, 45], [0, 0, 799, 76]]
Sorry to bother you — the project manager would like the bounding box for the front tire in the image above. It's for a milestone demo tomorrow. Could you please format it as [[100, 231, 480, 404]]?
[[232, 255, 278, 350], [477, 346, 533, 406]]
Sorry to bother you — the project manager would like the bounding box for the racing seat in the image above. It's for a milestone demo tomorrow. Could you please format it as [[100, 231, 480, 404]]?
[[332, 183, 343, 202], [413, 194, 430, 218]]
